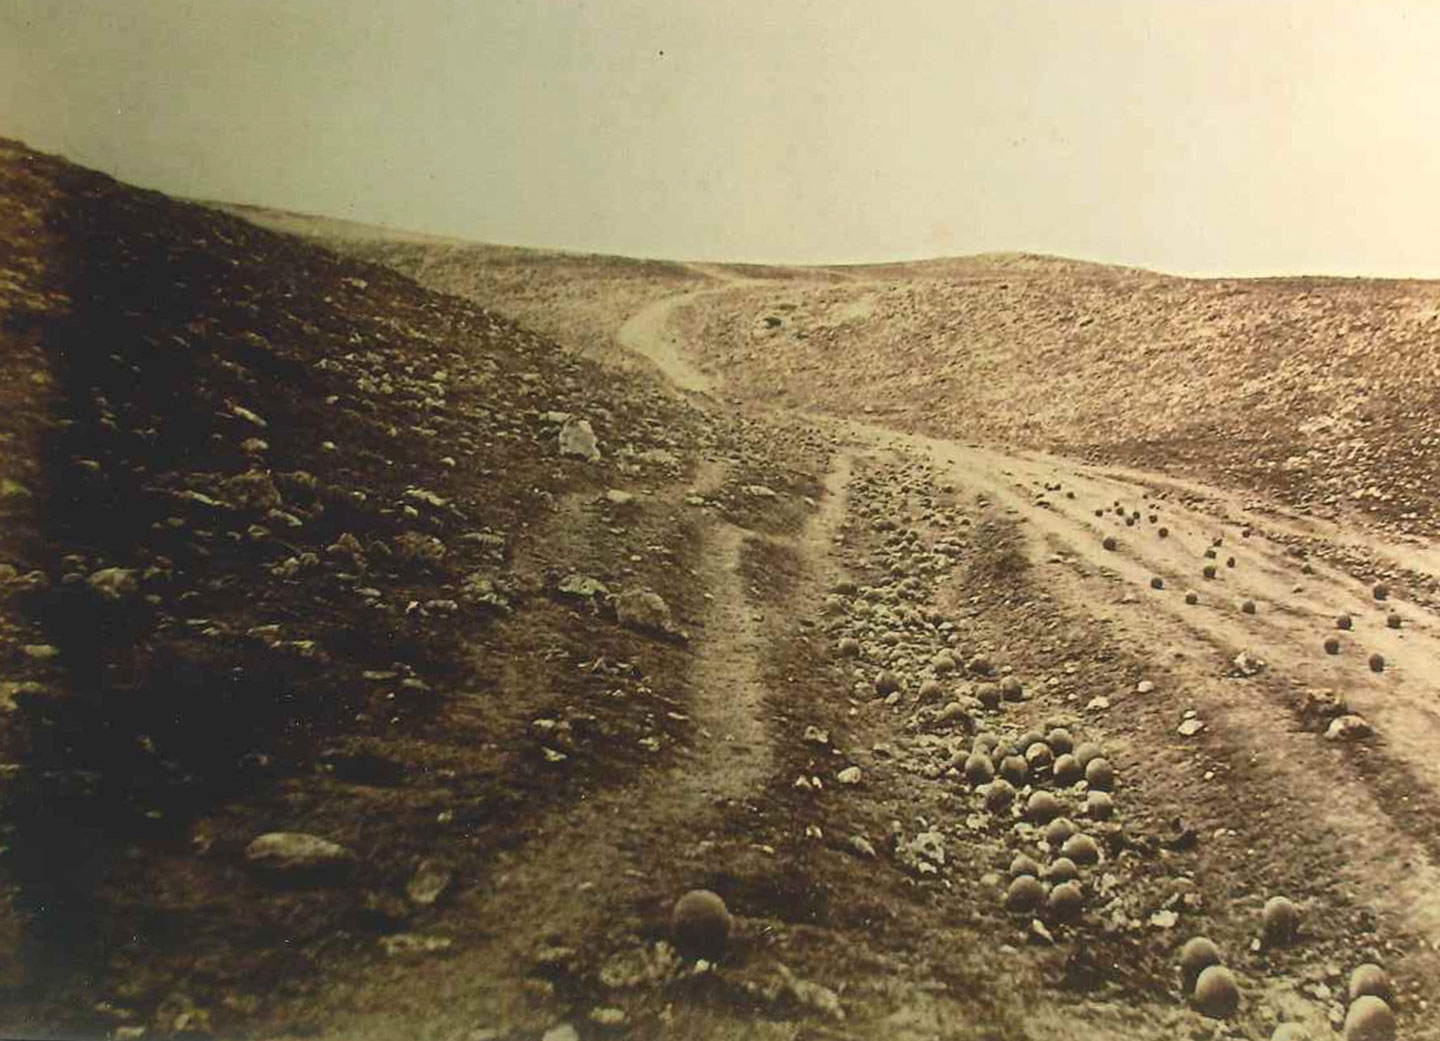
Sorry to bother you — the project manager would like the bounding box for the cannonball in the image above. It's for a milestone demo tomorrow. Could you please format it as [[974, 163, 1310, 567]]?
[[874, 670, 901, 695], [1185, 591, 1199, 605], [1009, 853, 1041, 878], [1261, 896, 1301, 946], [1004, 874, 1045, 913], [1343, 996, 1396, 1041], [1102, 536, 1118, 551], [1372, 583, 1389, 601], [1325, 636, 1341, 655], [1073, 742, 1103, 769], [1052, 754, 1083, 785], [1044, 857, 1079, 884], [976, 683, 1002, 709], [984, 778, 1016, 812], [1061, 833, 1100, 865], [1047, 881, 1084, 921], [1151, 576, 1165, 590], [1015, 730, 1045, 753], [1242, 600, 1256, 614], [671, 890, 733, 959], [1149, 513, 1158, 524], [999, 755, 1028, 786], [838, 637, 860, 657], [1386, 613, 1401, 629], [1178, 936, 1223, 991], [964, 752, 995, 785], [1227, 556, 1236, 568], [1025, 790, 1061, 823], [1369, 653, 1385, 673], [1043, 817, 1077, 846], [1125, 517, 1136, 527], [1159, 526, 1169, 538], [1203, 565, 1217, 580], [1084, 757, 1115, 791], [918, 678, 943, 700], [1348, 963, 1393, 1004], [1242, 528, 1252, 538], [1046, 727, 1075, 755], [1337, 614, 1353, 630], [1094, 508, 1104, 517], [1193, 964, 1240, 1019], [972, 732, 1001, 756], [1025, 742, 1055, 772], [1000, 676, 1025, 701], [1084, 791, 1114, 819], [1205, 548, 1218, 559]]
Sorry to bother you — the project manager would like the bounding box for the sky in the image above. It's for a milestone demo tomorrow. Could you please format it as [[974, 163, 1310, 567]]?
[[3, 0, 1440, 276]]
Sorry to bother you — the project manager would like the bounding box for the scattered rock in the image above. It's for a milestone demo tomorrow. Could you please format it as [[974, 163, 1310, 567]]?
[[558, 417, 602, 461], [86, 567, 139, 602], [837, 766, 862, 786], [1325, 715, 1372, 741], [617, 589, 680, 637], [244, 832, 355, 878]]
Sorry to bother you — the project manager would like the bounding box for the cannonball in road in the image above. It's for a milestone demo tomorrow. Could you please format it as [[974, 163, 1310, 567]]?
[[1084, 791, 1114, 819], [1193, 964, 1240, 1019], [1325, 637, 1341, 655], [1337, 614, 1352, 630], [1046, 727, 1074, 755], [1052, 754, 1082, 785], [999, 755, 1028, 786], [672, 890, 733, 959], [1348, 963, 1393, 1004], [1261, 896, 1301, 946], [1043, 857, 1079, 884], [1178, 936, 1223, 992], [1369, 653, 1385, 673], [1043, 817, 1077, 846], [1005, 874, 1045, 913], [1084, 757, 1115, 791], [984, 779, 1016, 812], [1047, 881, 1084, 921], [1343, 996, 1397, 1041], [1026, 790, 1061, 823], [964, 752, 995, 785], [1061, 833, 1100, 865], [1073, 742, 1103, 769]]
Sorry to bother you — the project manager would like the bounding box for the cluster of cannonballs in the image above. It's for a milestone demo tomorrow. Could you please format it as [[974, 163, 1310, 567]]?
[[1325, 583, 1397, 673], [959, 722, 1117, 925]]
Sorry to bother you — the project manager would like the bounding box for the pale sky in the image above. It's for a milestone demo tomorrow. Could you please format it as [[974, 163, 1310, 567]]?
[[4, 0, 1440, 275]]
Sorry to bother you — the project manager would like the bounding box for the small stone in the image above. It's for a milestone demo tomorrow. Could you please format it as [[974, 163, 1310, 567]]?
[[1178, 719, 1205, 737], [244, 832, 355, 876], [837, 766, 862, 786], [617, 589, 679, 637], [558, 418, 602, 461], [86, 567, 139, 602], [1325, 715, 1372, 741]]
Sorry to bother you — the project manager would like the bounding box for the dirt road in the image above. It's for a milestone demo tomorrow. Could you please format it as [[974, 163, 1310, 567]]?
[[608, 283, 1440, 1039]]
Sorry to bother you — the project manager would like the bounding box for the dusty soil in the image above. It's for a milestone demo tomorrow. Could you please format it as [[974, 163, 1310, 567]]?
[[4, 140, 1440, 1041]]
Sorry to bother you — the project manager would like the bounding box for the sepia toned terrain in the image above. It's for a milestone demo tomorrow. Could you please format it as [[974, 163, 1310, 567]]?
[[4, 138, 1440, 1041]]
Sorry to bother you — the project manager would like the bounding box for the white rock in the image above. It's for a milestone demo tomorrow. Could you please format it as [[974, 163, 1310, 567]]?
[[558, 418, 601, 461]]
